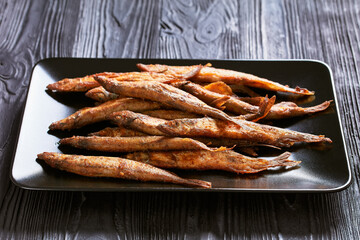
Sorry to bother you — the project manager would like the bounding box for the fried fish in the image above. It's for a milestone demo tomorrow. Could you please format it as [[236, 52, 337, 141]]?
[[37, 152, 211, 188], [95, 76, 238, 124], [49, 98, 162, 130], [47, 69, 203, 92], [156, 117, 332, 148], [60, 136, 218, 152], [126, 151, 299, 174], [88, 126, 278, 152], [174, 81, 331, 120], [264, 101, 332, 120], [110, 111, 331, 148], [137, 63, 314, 95]]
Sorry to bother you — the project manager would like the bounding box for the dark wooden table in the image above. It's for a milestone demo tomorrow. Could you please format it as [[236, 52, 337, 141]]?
[[1, 0, 359, 238]]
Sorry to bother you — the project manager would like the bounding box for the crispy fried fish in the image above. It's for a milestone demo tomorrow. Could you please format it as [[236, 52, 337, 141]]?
[[95, 76, 238, 124], [137, 63, 314, 95], [88, 126, 278, 151], [49, 98, 162, 130], [196, 81, 331, 120], [156, 117, 332, 148], [126, 151, 299, 174], [46, 69, 203, 92], [110, 111, 331, 147], [60, 136, 218, 152], [85, 86, 120, 102], [37, 152, 211, 188], [47, 74, 102, 92]]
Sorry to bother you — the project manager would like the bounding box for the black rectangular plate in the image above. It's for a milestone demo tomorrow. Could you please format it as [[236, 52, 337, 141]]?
[[11, 58, 351, 192]]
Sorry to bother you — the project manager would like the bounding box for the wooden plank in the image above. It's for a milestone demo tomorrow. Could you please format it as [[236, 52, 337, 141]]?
[[0, 0, 80, 238]]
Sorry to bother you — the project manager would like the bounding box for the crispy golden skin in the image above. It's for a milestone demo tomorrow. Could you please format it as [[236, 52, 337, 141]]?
[[156, 117, 332, 148], [37, 152, 211, 188], [46, 69, 202, 92], [141, 109, 201, 120], [137, 63, 314, 95], [49, 98, 162, 130], [60, 136, 217, 152], [126, 151, 299, 174], [89, 126, 147, 137], [85, 86, 120, 102], [95, 76, 238, 124]]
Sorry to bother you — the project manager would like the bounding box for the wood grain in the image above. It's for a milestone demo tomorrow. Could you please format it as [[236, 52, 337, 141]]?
[[0, 0, 359, 238]]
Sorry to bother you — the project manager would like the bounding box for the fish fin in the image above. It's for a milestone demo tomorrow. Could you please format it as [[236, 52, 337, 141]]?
[[204, 81, 234, 96], [182, 64, 204, 79], [209, 96, 231, 110], [241, 95, 276, 122], [185, 179, 212, 188], [271, 152, 301, 167], [136, 63, 168, 73]]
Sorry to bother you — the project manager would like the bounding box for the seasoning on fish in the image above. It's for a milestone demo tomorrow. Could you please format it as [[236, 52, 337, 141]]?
[[49, 98, 162, 131], [109, 111, 167, 136], [141, 109, 201, 120], [156, 117, 332, 148], [95, 76, 238, 124], [59, 136, 219, 152], [126, 150, 299, 174], [137, 63, 314, 95], [37, 152, 211, 188], [89, 126, 147, 137]]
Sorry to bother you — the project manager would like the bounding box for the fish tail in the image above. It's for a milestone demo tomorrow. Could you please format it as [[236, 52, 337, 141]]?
[[184, 178, 212, 188], [271, 152, 300, 167], [303, 100, 332, 114]]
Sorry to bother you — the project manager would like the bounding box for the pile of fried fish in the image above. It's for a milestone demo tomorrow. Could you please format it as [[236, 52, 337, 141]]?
[[37, 63, 332, 188]]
